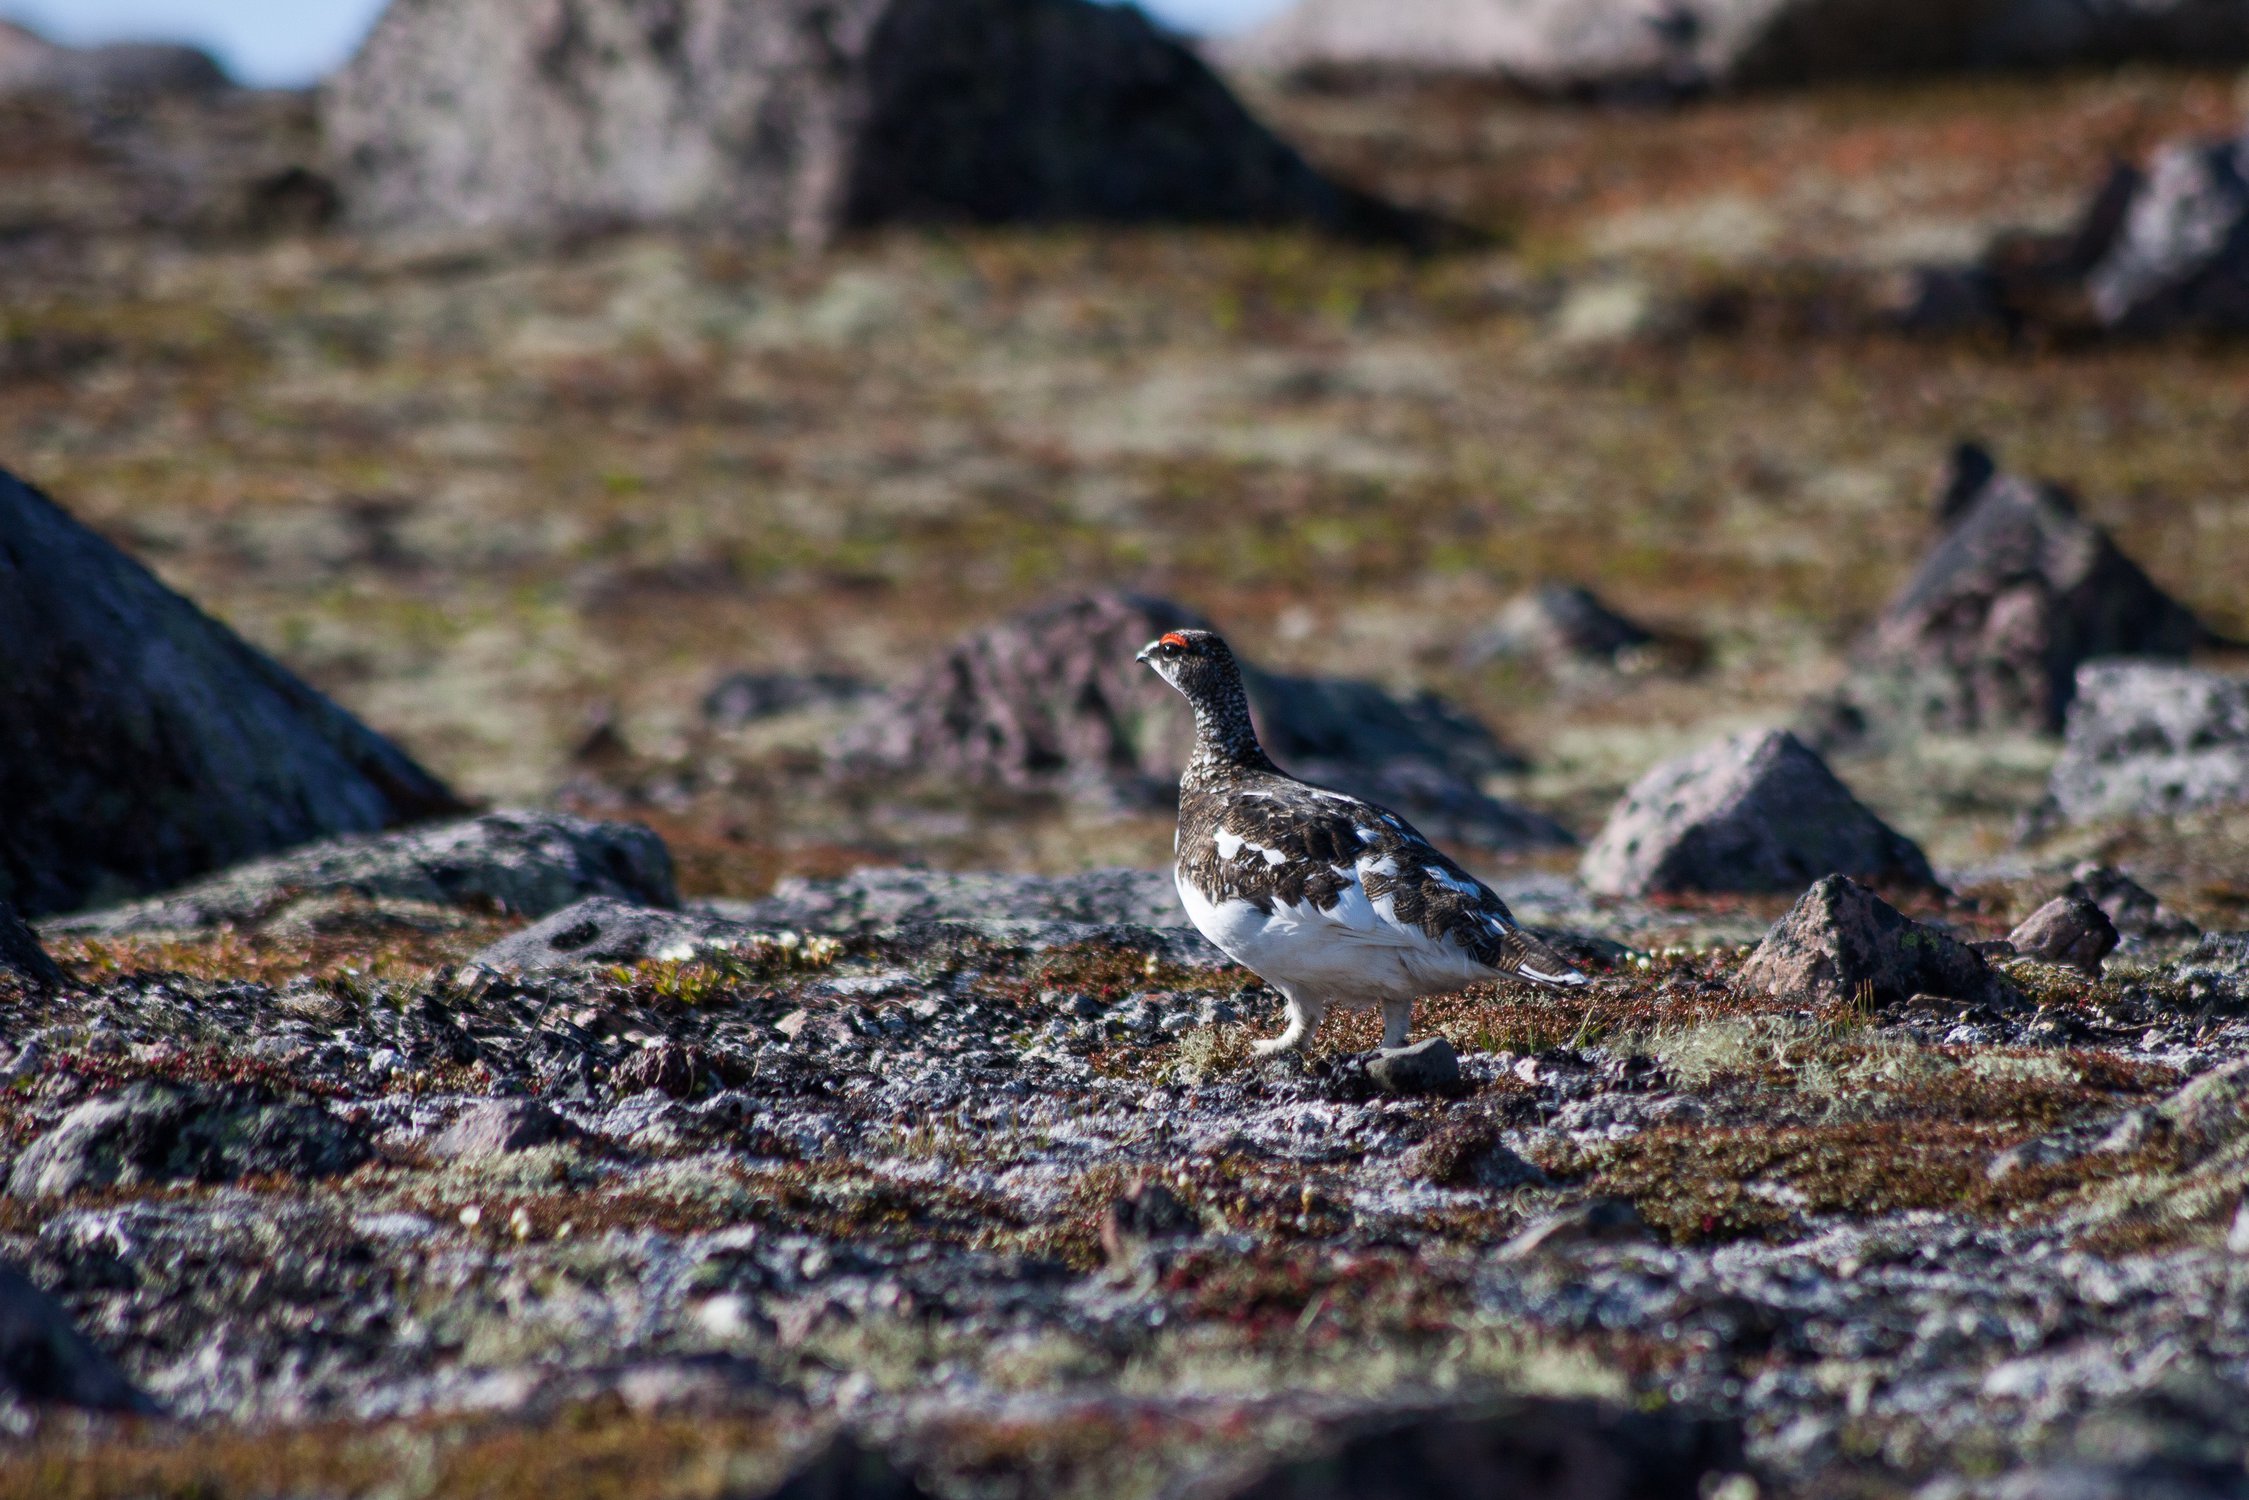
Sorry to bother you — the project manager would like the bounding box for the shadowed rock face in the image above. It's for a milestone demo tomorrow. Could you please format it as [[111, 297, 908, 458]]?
[[2043, 662, 2249, 825], [0, 1259, 157, 1414], [1740, 874, 2012, 1009], [1581, 729, 1932, 897], [1837, 458, 2207, 737], [0, 468, 463, 919], [0, 905, 60, 991], [1219, 0, 2249, 94], [324, 0, 1421, 246], [836, 592, 1572, 849]]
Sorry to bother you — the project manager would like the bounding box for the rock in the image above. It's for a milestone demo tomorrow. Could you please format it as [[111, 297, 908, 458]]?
[[6, 1083, 371, 1200], [837, 593, 1570, 849], [1497, 1198, 1653, 1260], [0, 19, 229, 101], [2154, 1057, 2249, 1167], [0, 903, 61, 990], [323, 0, 1423, 249], [2041, 662, 2249, 826], [1365, 1037, 1463, 1095], [427, 1099, 579, 1161], [1407, 1115, 1548, 1189], [0, 1258, 157, 1413], [1832, 452, 2209, 738], [0, 467, 462, 919], [1460, 583, 1659, 672], [2081, 129, 2249, 335], [615, 1042, 709, 1100], [735, 866, 1189, 935], [1100, 1178, 1200, 1266], [1197, 1397, 1737, 1500], [44, 810, 677, 937], [2008, 896, 2120, 976], [2068, 864, 2200, 944], [1739, 875, 2016, 1010], [1219, 0, 2249, 93], [760, 1436, 936, 1500], [704, 672, 875, 729], [1580, 729, 1932, 897]]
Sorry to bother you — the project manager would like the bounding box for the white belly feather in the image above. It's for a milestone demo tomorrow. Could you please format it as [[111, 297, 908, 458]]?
[[1174, 857, 1496, 1008]]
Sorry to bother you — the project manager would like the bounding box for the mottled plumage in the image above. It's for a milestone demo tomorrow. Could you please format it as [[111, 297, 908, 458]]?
[[1139, 628, 1586, 1055]]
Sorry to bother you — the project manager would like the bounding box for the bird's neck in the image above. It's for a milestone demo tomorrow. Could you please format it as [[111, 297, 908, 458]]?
[[1183, 673, 1275, 787]]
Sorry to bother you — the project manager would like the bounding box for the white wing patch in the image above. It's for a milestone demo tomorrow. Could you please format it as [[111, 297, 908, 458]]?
[[1215, 828, 1287, 866]]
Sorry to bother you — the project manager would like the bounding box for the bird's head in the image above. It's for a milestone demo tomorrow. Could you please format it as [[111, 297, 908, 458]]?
[[1135, 628, 1238, 701]]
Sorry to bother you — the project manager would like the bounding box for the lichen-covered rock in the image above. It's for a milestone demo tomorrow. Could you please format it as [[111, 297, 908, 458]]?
[[2008, 896, 2120, 976], [2079, 128, 2249, 335], [5, 1082, 370, 1200], [1218, 0, 2249, 94], [0, 19, 228, 101], [1581, 729, 1932, 897], [732, 866, 1187, 935], [0, 1259, 157, 1414], [2042, 662, 2249, 825], [1407, 1114, 1547, 1189], [1834, 455, 2208, 738], [0, 904, 61, 991], [324, 0, 1418, 247], [427, 1099, 579, 1161], [838, 592, 1570, 848], [1739, 875, 2014, 1009], [45, 810, 677, 937], [0, 467, 462, 919], [473, 896, 763, 973]]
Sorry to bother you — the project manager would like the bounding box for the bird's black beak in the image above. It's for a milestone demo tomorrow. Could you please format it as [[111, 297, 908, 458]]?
[[1134, 645, 1153, 664]]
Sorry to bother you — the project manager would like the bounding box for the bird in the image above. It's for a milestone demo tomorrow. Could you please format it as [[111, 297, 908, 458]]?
[[1137, 627, 1588, 1056]]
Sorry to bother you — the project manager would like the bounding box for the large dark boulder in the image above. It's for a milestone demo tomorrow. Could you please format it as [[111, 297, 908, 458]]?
[[836, 593, 1572, 849], [2039, 661, 2249, 826], [1830, 451, 2209, 738], [323, 0, 1421, 247], [0, 467, 462, 919], [1739, 875, 2016, 1010], [1580, 729, 1932, 897], [1219, 0, 2249, 94], [44, 810, 677, 937], [0, 903, 61, 990]]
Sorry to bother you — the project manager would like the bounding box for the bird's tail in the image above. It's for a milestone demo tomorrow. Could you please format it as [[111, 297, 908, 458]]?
[[1501, 928, 1590, 988]]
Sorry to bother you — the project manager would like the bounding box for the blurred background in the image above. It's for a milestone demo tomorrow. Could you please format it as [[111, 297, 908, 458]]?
[[4, 0, 2247, 916]]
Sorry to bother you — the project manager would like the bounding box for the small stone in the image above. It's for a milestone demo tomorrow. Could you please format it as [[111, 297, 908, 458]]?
[[2228, 1200, 2249, 1256], [1408, 1115, 1548, 1190], [775, 1010, 811, 1040], [427, 1099, 577, 1162], [2007, 896, 2120, 976], [1367, 1037, 1462, 1095], [614, 1041, 706, 1100]]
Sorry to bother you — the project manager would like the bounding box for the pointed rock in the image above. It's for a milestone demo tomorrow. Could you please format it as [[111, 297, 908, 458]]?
[[0, 1258, 157, 1413], [1739, 875, 2014, 1010], [2007, 895, 2119, 976], [1834, 454, 2208, 737], [0, 903, 61, 990], [1581, 729, 1931, 897], [0, 467, 462, 919]]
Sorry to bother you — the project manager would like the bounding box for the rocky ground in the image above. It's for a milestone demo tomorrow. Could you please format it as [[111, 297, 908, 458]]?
[[7, 50, 2249, 1500]]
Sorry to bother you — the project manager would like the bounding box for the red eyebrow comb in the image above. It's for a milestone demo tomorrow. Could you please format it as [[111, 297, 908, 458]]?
[[1159, 631, 1190, 648]]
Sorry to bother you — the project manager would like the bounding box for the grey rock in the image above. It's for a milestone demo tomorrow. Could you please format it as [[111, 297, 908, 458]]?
[[1581, 729, 1932, 897], [45, 810, 677, 937], [837, 592, 1571, 849], [0, 1258, 157, 1413], [0, 902, 61, 990], [1461, 583, 1659, 670], [1739, 875, 2016, 1010], [1366, 1036, 1462, 1095], [1221, 0, 2249, 93], [2008, 896, 2120, 976], [734, 866, 1188, 935], [1835, 455, 2208, 738], [2154, 1057, 2249, 1166], [1196, 1397, 1738, 1500], [0, 19, 228, 101], [6, 1082, 371, 1200], [324, 0, 1422, 248], [2044, 662, 2249, 825], [427, 1099, 579, 1161], [2084, 129, 2249, 336], [0, 465, 462, 919]]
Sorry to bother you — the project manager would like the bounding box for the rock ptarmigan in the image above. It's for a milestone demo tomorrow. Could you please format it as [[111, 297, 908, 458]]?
[[1139, 628, 1588, 1055]]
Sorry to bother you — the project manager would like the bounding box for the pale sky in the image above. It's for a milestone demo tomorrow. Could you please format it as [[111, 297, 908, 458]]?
[[0, 0, 1287, 87]]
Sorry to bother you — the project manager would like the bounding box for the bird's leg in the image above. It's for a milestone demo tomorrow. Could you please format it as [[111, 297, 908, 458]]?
[[1251, 995, 1325, 1056], [1379, 999, 1413, 1050]]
